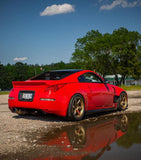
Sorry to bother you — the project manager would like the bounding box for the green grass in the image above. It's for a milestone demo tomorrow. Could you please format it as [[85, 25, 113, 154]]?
[[121, 85, 141, 91], [0, 91, 10, 95]]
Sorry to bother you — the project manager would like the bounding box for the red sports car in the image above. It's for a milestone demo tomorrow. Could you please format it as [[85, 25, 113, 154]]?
[[8, 69, 128, 120]]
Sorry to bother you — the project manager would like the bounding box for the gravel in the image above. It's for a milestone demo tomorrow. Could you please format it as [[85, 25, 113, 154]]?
[[0, 91, 141, 158]]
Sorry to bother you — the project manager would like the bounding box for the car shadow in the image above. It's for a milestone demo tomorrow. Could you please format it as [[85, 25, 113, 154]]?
[[12, 113, 67, 122], [12, 109, 119, 122]]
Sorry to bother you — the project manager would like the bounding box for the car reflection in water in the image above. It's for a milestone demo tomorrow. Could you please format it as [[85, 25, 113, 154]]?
[[35, 115, 128, 160]]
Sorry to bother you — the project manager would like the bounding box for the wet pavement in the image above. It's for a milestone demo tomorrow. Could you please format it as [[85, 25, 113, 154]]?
[[1, 112, 141, 160]]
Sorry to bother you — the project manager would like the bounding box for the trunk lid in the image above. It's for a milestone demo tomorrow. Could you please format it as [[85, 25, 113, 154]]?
[[11, 80, 61, 102]]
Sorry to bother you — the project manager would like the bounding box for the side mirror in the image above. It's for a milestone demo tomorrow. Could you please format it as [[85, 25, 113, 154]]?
[[104, 79, 109, 84]]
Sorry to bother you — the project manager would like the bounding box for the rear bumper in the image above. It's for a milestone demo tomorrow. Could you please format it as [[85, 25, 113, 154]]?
[[8, 95, 69, 117]]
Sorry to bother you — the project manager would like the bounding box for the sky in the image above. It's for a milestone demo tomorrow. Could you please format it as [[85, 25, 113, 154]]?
[[0, 0, 141, 65]]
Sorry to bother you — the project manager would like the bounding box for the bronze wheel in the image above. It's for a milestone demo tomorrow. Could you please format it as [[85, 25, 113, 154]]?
[[120, 115, 128, 132], [118, 92, 128, 111], [72, 96, 84, 118], [70, 126, 86, 148], [68, 94, 85, 121]]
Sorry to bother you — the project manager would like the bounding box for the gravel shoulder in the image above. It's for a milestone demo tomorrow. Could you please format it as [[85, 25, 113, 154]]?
[[0, 91, 141, 157]]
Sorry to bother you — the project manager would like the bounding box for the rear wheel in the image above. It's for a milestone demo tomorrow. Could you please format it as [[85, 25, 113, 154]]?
[[67, 94, 85, 121], [68, 125, 86, 148], [117, 92, 128, 111]]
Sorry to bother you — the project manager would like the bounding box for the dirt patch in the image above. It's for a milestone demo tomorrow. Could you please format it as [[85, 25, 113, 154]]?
[[127, 91, 141, 98], [0, 94, 8, 104]]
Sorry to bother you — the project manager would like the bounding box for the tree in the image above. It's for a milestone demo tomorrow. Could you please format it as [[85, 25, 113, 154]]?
[[71, 30, 103, 70], [14, 62, 28, 81], [71, 27, 141, 85], [0, 63, 6, 90], [111, 28, 141, 85]]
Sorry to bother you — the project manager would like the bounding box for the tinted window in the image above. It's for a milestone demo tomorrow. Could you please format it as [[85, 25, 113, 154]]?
[[78, 73, 103, 83], [31, 71, 77, 80]]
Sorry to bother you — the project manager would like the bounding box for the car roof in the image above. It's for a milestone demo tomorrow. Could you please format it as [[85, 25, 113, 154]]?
[[31, 69, 84, 81], [51, 69, 83, 72], [61, 69, 104, 82], [30, 69, 104, 82]]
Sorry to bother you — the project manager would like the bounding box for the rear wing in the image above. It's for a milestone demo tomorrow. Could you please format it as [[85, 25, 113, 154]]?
[[12, 81, 47, 88]]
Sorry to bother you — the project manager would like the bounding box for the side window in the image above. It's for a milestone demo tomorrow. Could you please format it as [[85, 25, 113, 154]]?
[[78, 75, 86, 82], [78, 73, 103, 83]]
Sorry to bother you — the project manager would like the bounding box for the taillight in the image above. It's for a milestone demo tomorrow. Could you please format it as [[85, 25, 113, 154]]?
[[11, 88, 14, 92], [46, 83, 67, 92]]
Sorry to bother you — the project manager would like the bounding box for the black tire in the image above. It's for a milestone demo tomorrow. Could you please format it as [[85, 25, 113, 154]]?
[[67, 94, 85, 121], [117, 92, 128, 111]]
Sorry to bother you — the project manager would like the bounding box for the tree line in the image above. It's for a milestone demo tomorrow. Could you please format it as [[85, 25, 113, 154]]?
[[0, 61, 79, 90], [0, 27, 141, 90]]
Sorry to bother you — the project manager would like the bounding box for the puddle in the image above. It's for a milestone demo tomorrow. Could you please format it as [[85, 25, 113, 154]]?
[[32, 113, 141, 160], [33, 114, 129, 160], [1, 112, 141, 160]]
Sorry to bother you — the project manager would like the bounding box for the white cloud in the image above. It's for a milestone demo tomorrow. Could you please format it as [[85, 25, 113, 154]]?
[[100, 0, 141, 10], [40, 3, 75, 16], [13, 57, 28, 61]]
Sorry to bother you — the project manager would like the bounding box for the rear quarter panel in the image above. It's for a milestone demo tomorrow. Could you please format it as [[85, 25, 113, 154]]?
[[63, 82, 91, 111]]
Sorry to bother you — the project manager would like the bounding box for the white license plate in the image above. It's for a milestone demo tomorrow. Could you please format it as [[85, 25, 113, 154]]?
[[22, 93, 33, 100]]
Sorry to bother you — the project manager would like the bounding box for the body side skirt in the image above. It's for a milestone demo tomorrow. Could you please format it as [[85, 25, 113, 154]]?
[[85, 107, 117, 115]]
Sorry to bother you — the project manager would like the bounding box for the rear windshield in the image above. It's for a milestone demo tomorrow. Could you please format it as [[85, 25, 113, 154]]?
[[31, 71, 76, 80]]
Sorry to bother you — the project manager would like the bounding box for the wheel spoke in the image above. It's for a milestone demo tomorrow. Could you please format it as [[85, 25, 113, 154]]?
[[77, 99, 81, 105], [73, 108, 77, 115], [74, 99, 77, 106], [77, 109, 80, 115], [120, 101, 123, 106], [78, 106, 82, 110], [72, 105, 75, 109]]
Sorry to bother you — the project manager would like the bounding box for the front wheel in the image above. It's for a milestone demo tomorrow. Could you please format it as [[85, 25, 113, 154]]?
[[117, 92, 128, 111], [67, 94, 85, 121]]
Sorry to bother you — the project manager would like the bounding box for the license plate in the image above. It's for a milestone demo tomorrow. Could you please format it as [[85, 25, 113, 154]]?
[[19, 91, 35, 101], [22, 93, 33, 100]]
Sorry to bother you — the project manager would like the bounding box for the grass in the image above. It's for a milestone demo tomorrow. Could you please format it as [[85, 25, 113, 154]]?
[[121, 85, 141, 91], [0, 91, 10, 95]]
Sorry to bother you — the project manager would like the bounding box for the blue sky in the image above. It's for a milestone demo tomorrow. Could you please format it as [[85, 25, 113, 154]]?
[[0, 0, 141, 65]]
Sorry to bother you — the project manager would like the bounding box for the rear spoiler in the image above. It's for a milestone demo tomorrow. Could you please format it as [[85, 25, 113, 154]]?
[[12, 81, 47, 88]]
